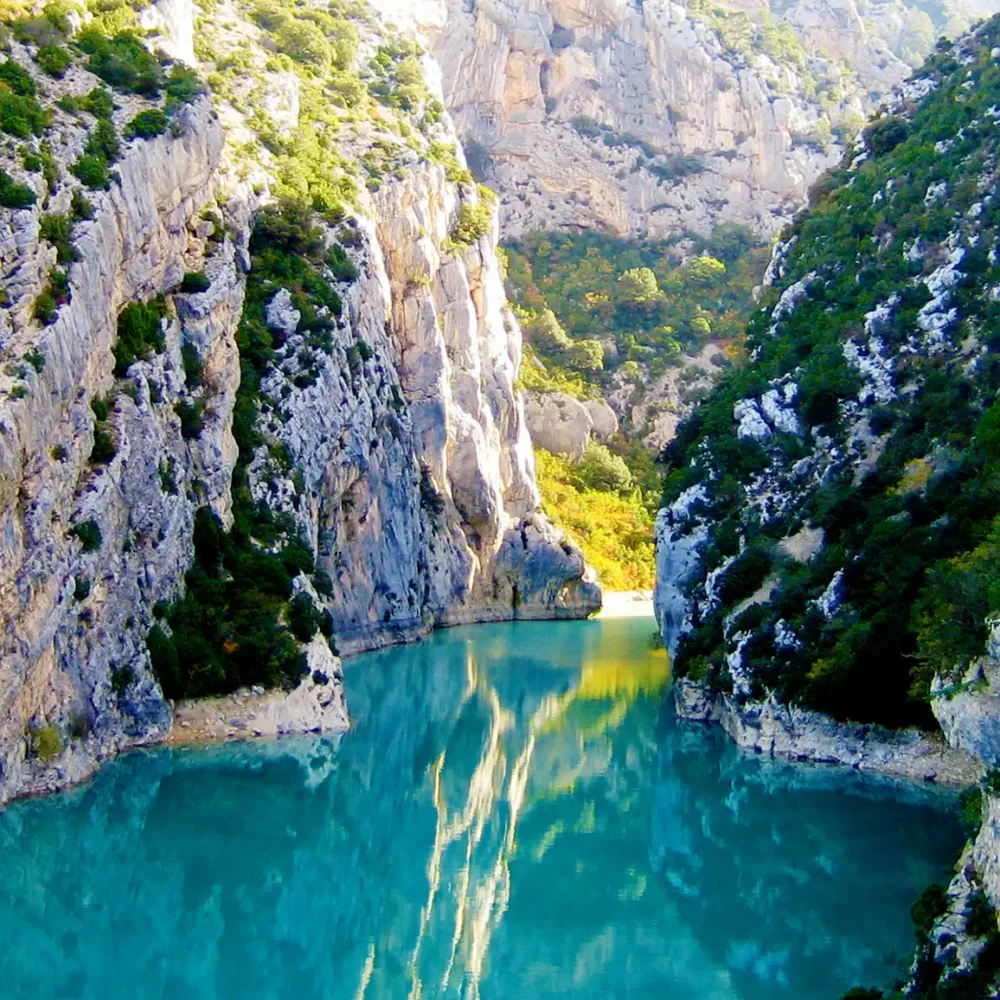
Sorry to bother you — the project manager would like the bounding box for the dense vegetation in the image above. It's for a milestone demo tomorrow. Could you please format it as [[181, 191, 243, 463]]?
[[662, 22, 1000, 729], [503, 227, 768, 589], [504, 228, 768, 391], [535, 448, 656, 590]]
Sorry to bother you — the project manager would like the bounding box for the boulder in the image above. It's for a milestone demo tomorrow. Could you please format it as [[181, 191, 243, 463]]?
[[524, 391, 594, 460]]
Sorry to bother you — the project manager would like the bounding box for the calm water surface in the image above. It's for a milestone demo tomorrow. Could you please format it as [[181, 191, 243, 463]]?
[[0, 618, 964, 999]]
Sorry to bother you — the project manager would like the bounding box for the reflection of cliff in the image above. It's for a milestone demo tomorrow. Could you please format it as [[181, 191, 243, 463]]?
[[650, 722, 965, 996], [0, 620, 963, 1000]]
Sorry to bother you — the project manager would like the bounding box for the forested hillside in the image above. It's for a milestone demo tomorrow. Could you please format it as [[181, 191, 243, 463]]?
[[502, 230, 769, 590], [658, 21, 1000, 730]]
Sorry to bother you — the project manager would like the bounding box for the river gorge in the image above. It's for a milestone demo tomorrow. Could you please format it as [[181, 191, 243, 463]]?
[[3, 0, 1000, 993]]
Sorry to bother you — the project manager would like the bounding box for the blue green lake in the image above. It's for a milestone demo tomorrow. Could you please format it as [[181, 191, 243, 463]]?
[[0, 617, 964, 999]]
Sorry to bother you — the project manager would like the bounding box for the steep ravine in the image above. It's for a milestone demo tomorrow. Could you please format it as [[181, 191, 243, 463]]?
[[0, 2, 598, 807]]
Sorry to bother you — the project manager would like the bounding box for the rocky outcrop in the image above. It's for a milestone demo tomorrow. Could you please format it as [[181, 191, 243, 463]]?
[[376, 0, 911, 240], [253, 165, 600, 656], [524, 391, 594, 459], [932, 620, 1000, 767], [171, 637, 349, 741], [0, 96, 233, 805], [675, 679, 981, 785]]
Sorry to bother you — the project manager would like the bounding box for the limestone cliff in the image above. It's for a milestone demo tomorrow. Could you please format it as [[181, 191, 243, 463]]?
[[375, 0, 921, 240], [0, 0, 598, 805]]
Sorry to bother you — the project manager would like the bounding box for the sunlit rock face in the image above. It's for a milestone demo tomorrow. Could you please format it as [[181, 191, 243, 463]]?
[[376, 0, 912, 239]]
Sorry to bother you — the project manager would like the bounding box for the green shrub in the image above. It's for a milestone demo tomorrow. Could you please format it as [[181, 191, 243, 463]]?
[[73, 576, 91, 601], [110, 663, 135, 697], [911, 883, 948, 938], [327, 244, 358, 282], [419, 464, 445, 517], [287, 592, 322, 642], [34, 43, 72, 77], [574, 443, 634, 494], [126, 108, 167, 138], [66, 86, 115, 120], [90, 395, 111, 423], [90, 426, 116, 463], [449, 196, 494, 247], [69, 714, 90, 740], [180, 270, 210, 293], [23, 348, 45, 373], [39, 213, 77, 263], [960, 786, 984, 838], [71, 189, 94, 220], [0, 59, 36, 96], [274, 18, 332, 69], [21, 147, 42, 172], [77, 29, 163, 95], [716, 546, 773, 605], [164, 64, 203, 109], [113, 298, 166, 374], [70, 519, 103, 552], [181, 342, 203, 386], [33, 289, 57, 324], [33, 268, 69, 325], [966, 890, 997, 938], [30, 724, 62, 764], [863, 115, 908, 156], [148, 506, 315, 699], [85, 118, 120, 163], [174, 400, 204, 439], [71, 153, 112, 189], [146, 623, 179, 694], [0, 89, 50, 137], [0, 169, 36, 208], [158, 458, 177, 494]]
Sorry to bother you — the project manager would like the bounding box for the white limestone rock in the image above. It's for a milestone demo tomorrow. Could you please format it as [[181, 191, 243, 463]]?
[[266, 287, 301, 336]]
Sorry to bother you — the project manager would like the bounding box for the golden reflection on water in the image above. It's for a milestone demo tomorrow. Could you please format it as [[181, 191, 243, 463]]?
[[369, 619, 669, 1000]]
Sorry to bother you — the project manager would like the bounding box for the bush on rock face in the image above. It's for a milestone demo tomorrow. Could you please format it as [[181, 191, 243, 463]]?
[[126, 108, 167, 139], [113, 299, 166, 374], [77, 29, 164, 95], [180, 271, 211, 293], [0, 169, 36, 208], [0, 89, 50, 137], [34, 43, 72, 77]]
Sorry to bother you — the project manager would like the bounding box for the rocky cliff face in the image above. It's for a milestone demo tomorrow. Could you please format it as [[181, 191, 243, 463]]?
[[654, 19, 1000, 992], [377, 0, 919, 240], [0, 0, 598, 805]]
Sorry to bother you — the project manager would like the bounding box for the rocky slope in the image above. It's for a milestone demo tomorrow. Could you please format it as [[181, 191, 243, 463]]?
[[373, 0, 986, 241], [654, 19, 1000, 993], [0, 0, 598, 805]]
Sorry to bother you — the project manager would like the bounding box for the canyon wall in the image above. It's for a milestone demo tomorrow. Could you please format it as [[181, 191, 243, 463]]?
[[0, 1, 599, 805], [377, 0, 915, 239]]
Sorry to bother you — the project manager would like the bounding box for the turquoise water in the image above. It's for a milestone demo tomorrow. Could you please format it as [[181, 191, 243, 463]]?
[[0, 618, 964, 1000]]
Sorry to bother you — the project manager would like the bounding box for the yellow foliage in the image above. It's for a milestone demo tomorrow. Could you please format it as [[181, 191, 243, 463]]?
[[534, 449, 655, 590], [516, 345, 590, 399], [893, 457, 933, 495]]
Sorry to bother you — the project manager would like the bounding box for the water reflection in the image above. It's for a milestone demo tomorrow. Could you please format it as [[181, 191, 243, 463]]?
[[0, 619, 963, 1000]]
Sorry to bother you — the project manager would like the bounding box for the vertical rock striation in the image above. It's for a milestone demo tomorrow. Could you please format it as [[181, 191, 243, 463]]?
[[375, 0, 912, 239]]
